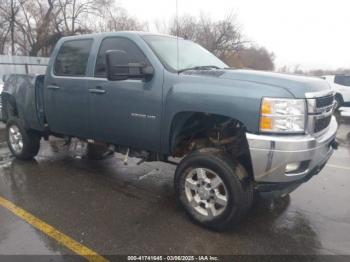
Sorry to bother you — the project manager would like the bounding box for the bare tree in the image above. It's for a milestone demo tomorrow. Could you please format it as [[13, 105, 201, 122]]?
[[227, 46, 275, 71], [54, 0, 145, 36], [0, 0, 114, 55], [168, 13, 245, 59], [2, 0, 116, 56], [0, 12, 11, 54], [14, 0, 62, 56], [277, 67, 350, 76], [0, 0, 275, 71], [56, 0, 103, 35], [0, 0, 23, 54], [93, 4, 147, 32]]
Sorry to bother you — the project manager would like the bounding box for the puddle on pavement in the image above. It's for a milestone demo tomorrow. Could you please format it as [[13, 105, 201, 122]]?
[[0, 208, 69, 256]]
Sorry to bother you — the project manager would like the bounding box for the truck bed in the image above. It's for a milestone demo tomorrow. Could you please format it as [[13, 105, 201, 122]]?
[[2, 74, 46, 132]]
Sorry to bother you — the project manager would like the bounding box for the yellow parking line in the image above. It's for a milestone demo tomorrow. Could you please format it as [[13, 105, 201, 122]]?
[[326, 164, 350, 171], [0, 196, 109, 262]]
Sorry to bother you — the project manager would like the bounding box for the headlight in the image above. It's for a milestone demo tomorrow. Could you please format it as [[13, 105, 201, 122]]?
[[260, 97, 306, 133]]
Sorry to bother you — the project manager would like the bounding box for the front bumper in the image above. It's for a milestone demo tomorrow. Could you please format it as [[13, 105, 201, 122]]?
[[246, 116, 338, 184]]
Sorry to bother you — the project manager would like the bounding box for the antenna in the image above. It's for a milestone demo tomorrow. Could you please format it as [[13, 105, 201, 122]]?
[[176, 0, 179, 74]]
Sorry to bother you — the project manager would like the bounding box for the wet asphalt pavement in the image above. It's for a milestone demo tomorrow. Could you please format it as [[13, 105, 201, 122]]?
[[0, 115, 349, 258]]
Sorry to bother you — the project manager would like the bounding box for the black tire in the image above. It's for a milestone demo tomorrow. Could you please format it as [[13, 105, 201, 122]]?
[[335, 94, 343, 110], [6, 118, 41, 160], [174, 149, 253, 231]]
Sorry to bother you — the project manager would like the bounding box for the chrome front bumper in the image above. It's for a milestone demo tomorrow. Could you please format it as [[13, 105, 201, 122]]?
[[246, 116, 338, 183]]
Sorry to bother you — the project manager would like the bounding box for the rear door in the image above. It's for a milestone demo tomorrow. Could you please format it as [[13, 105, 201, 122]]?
[[88, 37, 163, 151], [44, 39, 93, 138]]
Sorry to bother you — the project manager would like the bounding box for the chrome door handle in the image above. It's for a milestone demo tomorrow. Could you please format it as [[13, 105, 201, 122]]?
[[88, 88, 106, 94], [47, 85, 60, 90]]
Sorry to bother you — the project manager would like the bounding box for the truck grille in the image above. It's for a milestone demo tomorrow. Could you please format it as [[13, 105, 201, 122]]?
[[316, 95, 334, 108], [314, 115, 332, 133], [307, 93, 335, 134]]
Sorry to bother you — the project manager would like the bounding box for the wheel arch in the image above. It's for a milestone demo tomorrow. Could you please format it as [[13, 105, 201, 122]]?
[[168, 111, 254, 180], [2, 92, 19, 122], [335, 93, 344, 109], [335, 92, 344, 102]]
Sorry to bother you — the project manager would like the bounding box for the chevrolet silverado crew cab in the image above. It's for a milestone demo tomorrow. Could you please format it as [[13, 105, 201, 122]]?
[[1, 32, 338, 230]]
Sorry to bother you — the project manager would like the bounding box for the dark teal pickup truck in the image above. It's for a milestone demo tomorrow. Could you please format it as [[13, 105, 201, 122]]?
[[1, 32, 338, 230]]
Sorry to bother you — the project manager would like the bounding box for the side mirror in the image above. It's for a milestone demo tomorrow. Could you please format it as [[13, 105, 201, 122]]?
[[106, 50, 130, 81], [106, 50, 154, 81]]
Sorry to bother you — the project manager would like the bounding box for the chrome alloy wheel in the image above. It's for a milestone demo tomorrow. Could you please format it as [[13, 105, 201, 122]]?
[[8, 125, 23, 154], [184, 168, 228, 218]]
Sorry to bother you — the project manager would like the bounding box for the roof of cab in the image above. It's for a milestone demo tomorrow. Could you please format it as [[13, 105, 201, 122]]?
[[59, 31, 178, 41]]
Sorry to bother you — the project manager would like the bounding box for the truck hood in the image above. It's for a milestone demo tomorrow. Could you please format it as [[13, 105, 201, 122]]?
[[184, 69, 331, 98]]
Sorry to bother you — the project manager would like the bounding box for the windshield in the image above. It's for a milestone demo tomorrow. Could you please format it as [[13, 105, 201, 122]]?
[[334, 75, 350, 87], [143, 35, 227, 72]]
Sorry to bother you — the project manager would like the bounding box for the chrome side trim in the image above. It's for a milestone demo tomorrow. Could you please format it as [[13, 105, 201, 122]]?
[[314, 109, 333, 119], [305, 90, 334, 98], [307, 98, 317, 114], [46, 85, 60, 90], [49, 73, 143, 83], [307, 100, 336, 114]]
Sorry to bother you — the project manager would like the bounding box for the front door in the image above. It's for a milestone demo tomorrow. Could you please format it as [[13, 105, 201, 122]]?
[[44, 39, 93, 138], [88, 37, 163, 151]]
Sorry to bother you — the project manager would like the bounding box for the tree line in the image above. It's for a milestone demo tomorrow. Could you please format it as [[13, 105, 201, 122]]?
[[0, 0, 275, 70], [278, 65, 350, 77]]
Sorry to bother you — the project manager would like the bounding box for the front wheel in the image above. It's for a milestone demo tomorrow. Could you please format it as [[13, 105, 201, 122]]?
[[335, 94, 343, 110], [6, 118, 41, 160], [174, 149, 253, 230]]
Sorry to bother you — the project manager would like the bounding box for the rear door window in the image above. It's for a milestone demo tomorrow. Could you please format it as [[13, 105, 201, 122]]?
[[334, 75, 350, 87], [54, 39, 93, 76]]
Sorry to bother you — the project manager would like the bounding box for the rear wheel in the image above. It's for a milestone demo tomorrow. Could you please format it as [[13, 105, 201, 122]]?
[[6, 118, 41, 160], [174, 149, 253, 230]]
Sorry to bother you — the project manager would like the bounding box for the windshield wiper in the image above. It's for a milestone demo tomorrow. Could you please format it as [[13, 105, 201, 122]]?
[[178, 65, 221, 73]]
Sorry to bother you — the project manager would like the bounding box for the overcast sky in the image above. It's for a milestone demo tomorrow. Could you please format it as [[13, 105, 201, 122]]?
[[117, 0, 350, 71]]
